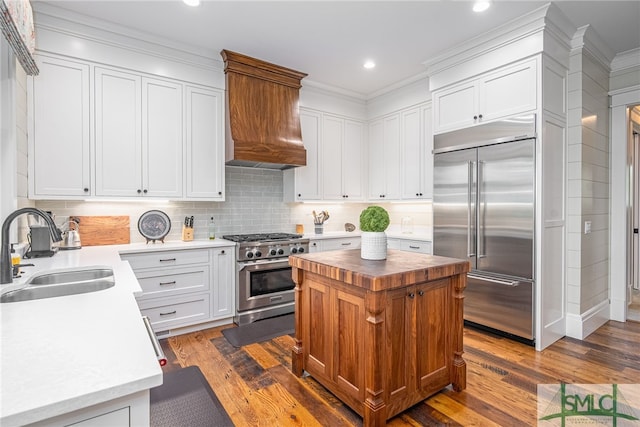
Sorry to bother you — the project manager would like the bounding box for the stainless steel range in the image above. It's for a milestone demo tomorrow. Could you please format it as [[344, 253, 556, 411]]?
[[223, 233, 309, 325]]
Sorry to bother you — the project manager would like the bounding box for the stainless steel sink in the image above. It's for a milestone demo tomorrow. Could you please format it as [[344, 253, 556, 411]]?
[[1, 267, 115, 303], [27, 268, 114, 285]]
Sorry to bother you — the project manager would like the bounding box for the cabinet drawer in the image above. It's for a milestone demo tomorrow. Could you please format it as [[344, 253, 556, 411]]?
[[388, 238, 432, 254], [122, 249, 209, 270], [322, 237, 361, 251], [400, 240, 432, 254], [135, 265, 210, 300], [138, 293, 210, 332]]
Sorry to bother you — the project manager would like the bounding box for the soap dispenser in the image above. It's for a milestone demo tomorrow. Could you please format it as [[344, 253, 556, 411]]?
[[208, 217, 216, 240]]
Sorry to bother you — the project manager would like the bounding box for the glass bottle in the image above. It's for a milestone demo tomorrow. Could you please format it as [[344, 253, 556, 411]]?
[[208, 217, 216, 240]]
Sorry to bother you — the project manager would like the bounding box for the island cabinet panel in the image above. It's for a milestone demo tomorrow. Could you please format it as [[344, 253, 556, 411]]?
[[334, 289, 366, 401], [290, 249, 469, 427], [306, 279, 331, 377]]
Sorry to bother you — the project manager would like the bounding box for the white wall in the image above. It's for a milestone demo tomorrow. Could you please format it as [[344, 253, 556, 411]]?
[[565, 29, 611, 338]]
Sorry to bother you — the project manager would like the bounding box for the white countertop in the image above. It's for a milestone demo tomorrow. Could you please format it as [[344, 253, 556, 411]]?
[[0, 239, 235, 427]]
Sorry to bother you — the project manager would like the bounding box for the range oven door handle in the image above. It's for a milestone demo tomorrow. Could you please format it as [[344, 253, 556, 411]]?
[[238, 259, 292, 271]]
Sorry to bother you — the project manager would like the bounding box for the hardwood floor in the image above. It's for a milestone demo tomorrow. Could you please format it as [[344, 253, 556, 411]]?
[[160, 320, 640, 426]]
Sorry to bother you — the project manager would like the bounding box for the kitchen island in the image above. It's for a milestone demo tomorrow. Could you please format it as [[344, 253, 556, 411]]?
[[289, 249, 469, 427]]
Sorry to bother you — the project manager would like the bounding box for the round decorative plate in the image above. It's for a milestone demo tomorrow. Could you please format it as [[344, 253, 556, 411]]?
[[138, 210, 171, 242]]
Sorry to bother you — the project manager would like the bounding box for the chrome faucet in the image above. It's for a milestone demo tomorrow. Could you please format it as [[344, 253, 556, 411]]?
[[1, 208, 63, 284]]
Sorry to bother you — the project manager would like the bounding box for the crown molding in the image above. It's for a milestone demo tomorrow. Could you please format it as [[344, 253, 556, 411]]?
[[302, 79, 367, 103], [423, 4, 551, 76], [570, 25, 614, 71], [611, 48, 640, 72], [366, 71, 430, 101], [32, 3, 223, 73], [424, 3, 575, 89]]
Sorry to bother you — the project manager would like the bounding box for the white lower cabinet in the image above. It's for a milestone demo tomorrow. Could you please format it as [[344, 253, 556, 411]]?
[[387, 237, 432, 254], [121, 245, 235, 335], [309, 236, 361, 252], [27, 390, 149, 427]]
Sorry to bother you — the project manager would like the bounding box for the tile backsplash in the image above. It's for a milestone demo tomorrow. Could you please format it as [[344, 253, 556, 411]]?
[[34, 167, 432, 244]]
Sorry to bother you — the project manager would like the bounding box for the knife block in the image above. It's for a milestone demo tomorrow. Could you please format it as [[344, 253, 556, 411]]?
[[182, 226, 194, 242]]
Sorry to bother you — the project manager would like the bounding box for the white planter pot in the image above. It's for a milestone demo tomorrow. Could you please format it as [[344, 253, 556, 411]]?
[[360, 231, 387, 260]]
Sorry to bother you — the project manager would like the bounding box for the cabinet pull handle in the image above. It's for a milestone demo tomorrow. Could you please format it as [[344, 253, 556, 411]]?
[[409, 245, 420, 249], [341, 242, 351, 246], [159, 258, 177, 262], [418, 290, 425, 296], [159, 281, 176, 286], [408, 292, 415, 299], [160, 310, 177, 316]]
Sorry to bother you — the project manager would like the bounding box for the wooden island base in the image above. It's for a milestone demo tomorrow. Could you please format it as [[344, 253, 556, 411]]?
[[289, 249, 470, 427]]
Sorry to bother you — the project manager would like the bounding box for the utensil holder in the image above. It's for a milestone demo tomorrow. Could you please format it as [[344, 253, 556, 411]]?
[[314, 224, 323, 235], [182, 225, 194, 241]]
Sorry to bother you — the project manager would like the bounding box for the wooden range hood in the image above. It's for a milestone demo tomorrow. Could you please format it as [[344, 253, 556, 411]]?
[[221, 50, 308, 170]]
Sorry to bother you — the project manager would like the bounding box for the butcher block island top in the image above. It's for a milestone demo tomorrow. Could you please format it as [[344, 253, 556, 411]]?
[[289, 249, 470, 427]]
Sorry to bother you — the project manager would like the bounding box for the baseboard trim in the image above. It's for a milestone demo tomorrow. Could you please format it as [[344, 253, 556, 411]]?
[[565, 300, 610, 339]]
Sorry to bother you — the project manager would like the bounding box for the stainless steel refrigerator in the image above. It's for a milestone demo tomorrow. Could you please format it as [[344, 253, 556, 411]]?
[[433, 115, 535, 342]]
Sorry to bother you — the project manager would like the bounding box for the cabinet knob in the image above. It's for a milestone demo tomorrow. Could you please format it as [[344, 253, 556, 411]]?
[[408, 292, 415, 299], [298, 193, 301, 197], [221, 250, 225, 254], [419, 193, 423, 196], [416, 193, 419, 196], [418, 290, 425, 296], [473, 115, 478, 120], [137, 189, 142, 194], [478, 114, 483, 119], [218, 191, 222, 195], [83, 188, 89, 192], [143, 189, 148, 194]]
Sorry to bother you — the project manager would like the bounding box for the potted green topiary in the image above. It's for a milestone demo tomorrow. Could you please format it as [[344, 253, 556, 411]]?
[[359, 205, 390, 260]]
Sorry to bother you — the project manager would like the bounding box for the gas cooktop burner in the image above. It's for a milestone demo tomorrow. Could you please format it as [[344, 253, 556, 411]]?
[[222, 233, 303, 243]]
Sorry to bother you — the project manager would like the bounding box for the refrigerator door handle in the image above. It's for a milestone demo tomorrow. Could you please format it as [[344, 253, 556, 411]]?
[[467, 273, 521, 287], [467, 161, 476, 258], [477, 160, 486, 259]]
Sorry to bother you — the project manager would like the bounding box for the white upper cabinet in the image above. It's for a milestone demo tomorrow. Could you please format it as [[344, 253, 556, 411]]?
[[369, 103, 432, 201], [95, 68, 142, 197], [369, 114, 402, 200], [401, 105, 433, 199], [28, 55, 91, 198], [185, 86, 225, 200], [284, 109, 322, 202], [433, 58, 537, 134], [322, 114, 365, 201], [95, 68, 183, 198], [28, 53, 225, 201], [143, 78, 183, 198]]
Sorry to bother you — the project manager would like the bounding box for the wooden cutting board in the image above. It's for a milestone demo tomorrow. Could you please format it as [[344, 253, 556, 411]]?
[[70, 216, 130, 246]]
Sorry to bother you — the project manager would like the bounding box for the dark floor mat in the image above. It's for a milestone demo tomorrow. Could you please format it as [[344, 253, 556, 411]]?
[[221, 313, 294, 347], [150, 365, 234, 427]]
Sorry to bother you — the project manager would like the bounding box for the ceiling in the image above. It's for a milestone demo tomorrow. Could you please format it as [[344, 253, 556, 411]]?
[[33, 1, 640, 98]]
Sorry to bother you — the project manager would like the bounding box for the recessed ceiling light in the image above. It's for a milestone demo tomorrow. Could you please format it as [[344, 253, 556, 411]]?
[[473, 1, 491, 12], [363, 60, 376, 69], [183, 0, 200, 6]]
